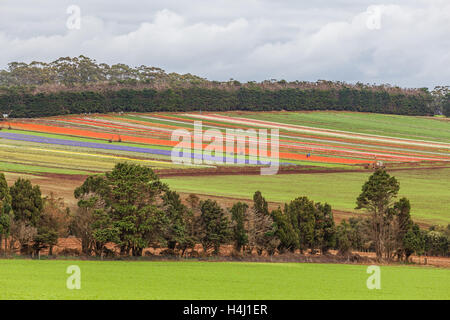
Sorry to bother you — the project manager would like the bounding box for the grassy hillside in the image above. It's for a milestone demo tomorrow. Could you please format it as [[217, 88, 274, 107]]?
[[227, 111, 450, 142], [164, 168, 450, 224]]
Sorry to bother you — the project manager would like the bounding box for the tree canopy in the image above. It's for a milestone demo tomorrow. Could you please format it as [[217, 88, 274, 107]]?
[[74, 162, 168, 256], [0, 56, 439, 118]]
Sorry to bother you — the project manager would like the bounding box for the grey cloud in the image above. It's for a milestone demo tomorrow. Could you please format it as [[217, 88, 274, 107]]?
[[0, 0, 449, 88]]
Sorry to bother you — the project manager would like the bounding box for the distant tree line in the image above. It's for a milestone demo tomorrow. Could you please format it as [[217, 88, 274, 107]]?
[[0, 56, 443, 118], [0, 164, 448, 261], [0, 56, 432, 95], [0, 87, 434, 118]]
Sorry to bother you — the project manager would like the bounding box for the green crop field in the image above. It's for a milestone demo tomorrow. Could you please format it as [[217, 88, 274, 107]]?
[[0, 259, 448, 300], [163, 168, 450, 224], [227, 111, 450, 142]]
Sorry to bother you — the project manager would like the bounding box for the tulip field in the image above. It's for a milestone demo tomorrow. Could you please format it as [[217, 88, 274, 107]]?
[[1, 111, 449, 175], [0, 111, 449, 224]]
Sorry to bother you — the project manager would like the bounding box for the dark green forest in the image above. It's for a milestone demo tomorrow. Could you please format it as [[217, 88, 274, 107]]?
[[0, 87, 437, 118], [0, 56, 448, 118]]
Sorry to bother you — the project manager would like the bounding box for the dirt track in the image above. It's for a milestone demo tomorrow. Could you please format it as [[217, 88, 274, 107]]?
[[155, 163, 450, 177]]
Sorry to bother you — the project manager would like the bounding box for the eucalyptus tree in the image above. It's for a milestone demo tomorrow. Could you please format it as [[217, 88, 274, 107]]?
[[74, 163, 168, 256]]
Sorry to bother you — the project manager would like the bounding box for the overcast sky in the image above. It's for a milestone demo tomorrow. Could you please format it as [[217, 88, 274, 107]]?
[[0, 0, 449, 88]]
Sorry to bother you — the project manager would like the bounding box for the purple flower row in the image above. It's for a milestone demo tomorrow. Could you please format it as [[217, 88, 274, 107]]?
[[0, 131, 285, 165]]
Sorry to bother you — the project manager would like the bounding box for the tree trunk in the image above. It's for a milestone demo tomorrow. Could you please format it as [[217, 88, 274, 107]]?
[[9, 238, 14, 252], [168, 241, 176, 250], [81, 238, 88, 255], [132, 247, 143, 256]]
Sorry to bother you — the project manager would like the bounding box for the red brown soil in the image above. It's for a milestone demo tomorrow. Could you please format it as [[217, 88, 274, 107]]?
[[330, 250, 450, 268], [7, 237, 448, 268], [156, 165, 356, 177], [155, 162, 450, 177], [4, 172, 87, 209]]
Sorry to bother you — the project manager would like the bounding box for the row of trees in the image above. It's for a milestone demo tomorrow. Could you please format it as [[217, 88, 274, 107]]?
[[0, 56, 440, 118], [0, 174, 70, 255], [0, 87, 433, 118], [70, 163, 337, 257], [0, 56, 431, 95], [0, 56, 204, 89], [0, 164, 448, 260], [336, 216, 449, 260]]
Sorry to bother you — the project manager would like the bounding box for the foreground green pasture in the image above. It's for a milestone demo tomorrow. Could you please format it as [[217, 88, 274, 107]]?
[[226, 111, 450, 143], [0, 259, 448, 300], [164, 168, 450, 224]]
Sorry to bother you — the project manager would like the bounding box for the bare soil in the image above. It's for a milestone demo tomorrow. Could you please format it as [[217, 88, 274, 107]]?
[[5, 237, 449, 268], [156, 162, 450, 177]]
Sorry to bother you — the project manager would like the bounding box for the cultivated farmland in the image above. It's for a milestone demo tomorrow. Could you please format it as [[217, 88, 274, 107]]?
[[0, 111, 448, 224], [0, 111, 449, 302], [1, 111, 449, 173]]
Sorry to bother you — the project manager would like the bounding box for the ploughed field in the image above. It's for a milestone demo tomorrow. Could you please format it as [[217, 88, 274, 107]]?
[[0, 259, 448, 300], [0, 111, 449, 224]]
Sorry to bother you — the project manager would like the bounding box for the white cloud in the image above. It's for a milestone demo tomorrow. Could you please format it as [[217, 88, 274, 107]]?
[[0, 0, 449, 88]]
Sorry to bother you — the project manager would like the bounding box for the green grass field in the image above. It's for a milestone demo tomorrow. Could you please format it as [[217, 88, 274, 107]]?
[[163, 168, 450, 224], [227, 111, 450, 142], [0, 259, 448, 300]]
